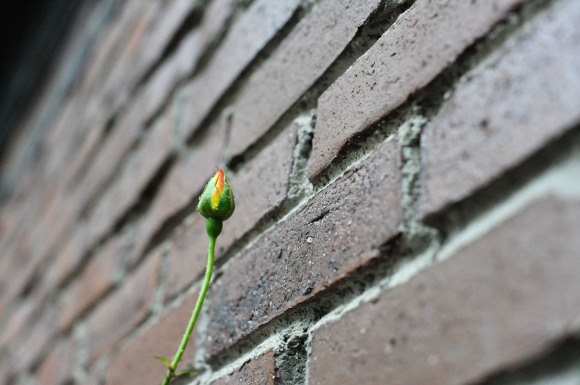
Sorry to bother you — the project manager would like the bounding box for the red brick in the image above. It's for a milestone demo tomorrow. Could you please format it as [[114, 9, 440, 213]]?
[[85, 181, 124, 248], [0, 234, 34, 304], [164, 123, 298, 301], [205, 138, 402, 359], [209, 349, 277, 385], [196, 0, 238, 53], [27, 194, 67, 265], [85, 366, 105, 385], [137, 0, 200, 80], [80, 3, 130, 94], [139, 45, 198, 127], [136, 113, 174, 188], [82, 1, 149, 95], [43, 99, 81, 181], [0, 351, 12, 385], [309, 0, 529, 179], [86, 252, 161, 364], [74, 97, 142, 211], [13, 304, 58, 371], [60, 118, 103, 189], [228, 0, 383, 158], [59, 235, 123, 331], [308, 196, 580, 385], [129, 117, 227, 266], [163, 216, 209, 303], [4, 251, 37, 307], [36, 338, 76, 385], [181, 0, 300, 140], [44, 231, 86, 290], [85, 109, 173, 246], [420, 0, 580, 217], [169, 0, 240, 141], [99, 3, 159, 113], [217, 123, 299, 255], [0, 298, 35, 347], [106, 290, 199, 385]]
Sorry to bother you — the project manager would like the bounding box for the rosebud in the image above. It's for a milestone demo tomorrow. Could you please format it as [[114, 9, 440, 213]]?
[[198, 169, 235, 237]]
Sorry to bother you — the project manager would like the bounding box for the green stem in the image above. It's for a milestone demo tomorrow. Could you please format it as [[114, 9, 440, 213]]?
[[161, 235, 216, 385]]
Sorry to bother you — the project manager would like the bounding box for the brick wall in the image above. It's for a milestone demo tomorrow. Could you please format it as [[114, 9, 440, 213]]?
[[1, 0, 579, 384]]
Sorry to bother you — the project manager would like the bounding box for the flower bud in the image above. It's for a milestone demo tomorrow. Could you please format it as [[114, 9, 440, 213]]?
[[198, 169, 235, 222]]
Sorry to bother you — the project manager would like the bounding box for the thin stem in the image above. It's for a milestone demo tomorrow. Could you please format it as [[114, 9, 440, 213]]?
[[161, 235, 216, 385]]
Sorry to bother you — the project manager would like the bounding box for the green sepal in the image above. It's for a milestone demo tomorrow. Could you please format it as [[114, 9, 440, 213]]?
[[206, 218, 223, 238], [197, 180, 214, 218]]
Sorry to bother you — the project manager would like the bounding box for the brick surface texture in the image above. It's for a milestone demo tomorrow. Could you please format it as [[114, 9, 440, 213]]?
[[309, 0, 531, 179], [308, 196, 580, 385], [1, 0, 579, 384], [209, 350, 277, 385]]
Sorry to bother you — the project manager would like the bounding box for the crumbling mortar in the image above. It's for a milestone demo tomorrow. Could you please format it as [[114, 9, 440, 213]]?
[[152, 242, 172, 316], [398, 114, 440, 254], [274, 332, 308, 385], [188, 322, 313, 385], [70, 322, 90, 384], [287, 112, 316, 202]]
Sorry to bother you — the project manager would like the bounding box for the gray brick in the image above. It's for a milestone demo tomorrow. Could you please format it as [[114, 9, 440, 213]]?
[[308, 196, 580, 385], [209, 349, 277, 385], [420, 0, 580, 217], [181, 0, 300, 140], [309, 0, 529, 180], [86, 252, 160, 364], [205, 138, 402, 359]]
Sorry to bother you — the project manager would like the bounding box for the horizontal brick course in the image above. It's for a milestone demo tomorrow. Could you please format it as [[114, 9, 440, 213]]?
[[85, 110, 173, 246], [228, 0, 383, 158], [308, 195, 580, 385], [209, 349, 277, 385], [76, 102, 142, 217], [0, 298, 36, 347], [58, 235, 124, 331], [13, 304, 58, 371], [136, 0, 200, 82], [44, 230, 87, 290], [106, 291, 199, 385], [180, 0, 300, 141], [85, 252, 160, 364], [420, 0, 580, 217], [37, 338, 77, 385], [137, 0, 238, 131], [163, 216, 208, 303], [205, 138, 402, 359], [309, 0, 529, 179]]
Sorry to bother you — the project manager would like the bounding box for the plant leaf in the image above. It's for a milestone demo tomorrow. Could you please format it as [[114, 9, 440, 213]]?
[[153, 356, 172, 368], [176, 370, 197, 376]]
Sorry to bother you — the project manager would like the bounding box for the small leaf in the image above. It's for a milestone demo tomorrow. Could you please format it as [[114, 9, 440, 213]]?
[[153, 356, 172, 368], [176, 370, 197, 376]]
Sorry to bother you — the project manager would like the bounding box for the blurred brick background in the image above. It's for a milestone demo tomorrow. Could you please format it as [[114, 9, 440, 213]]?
[[0, 0, 579, 384]]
